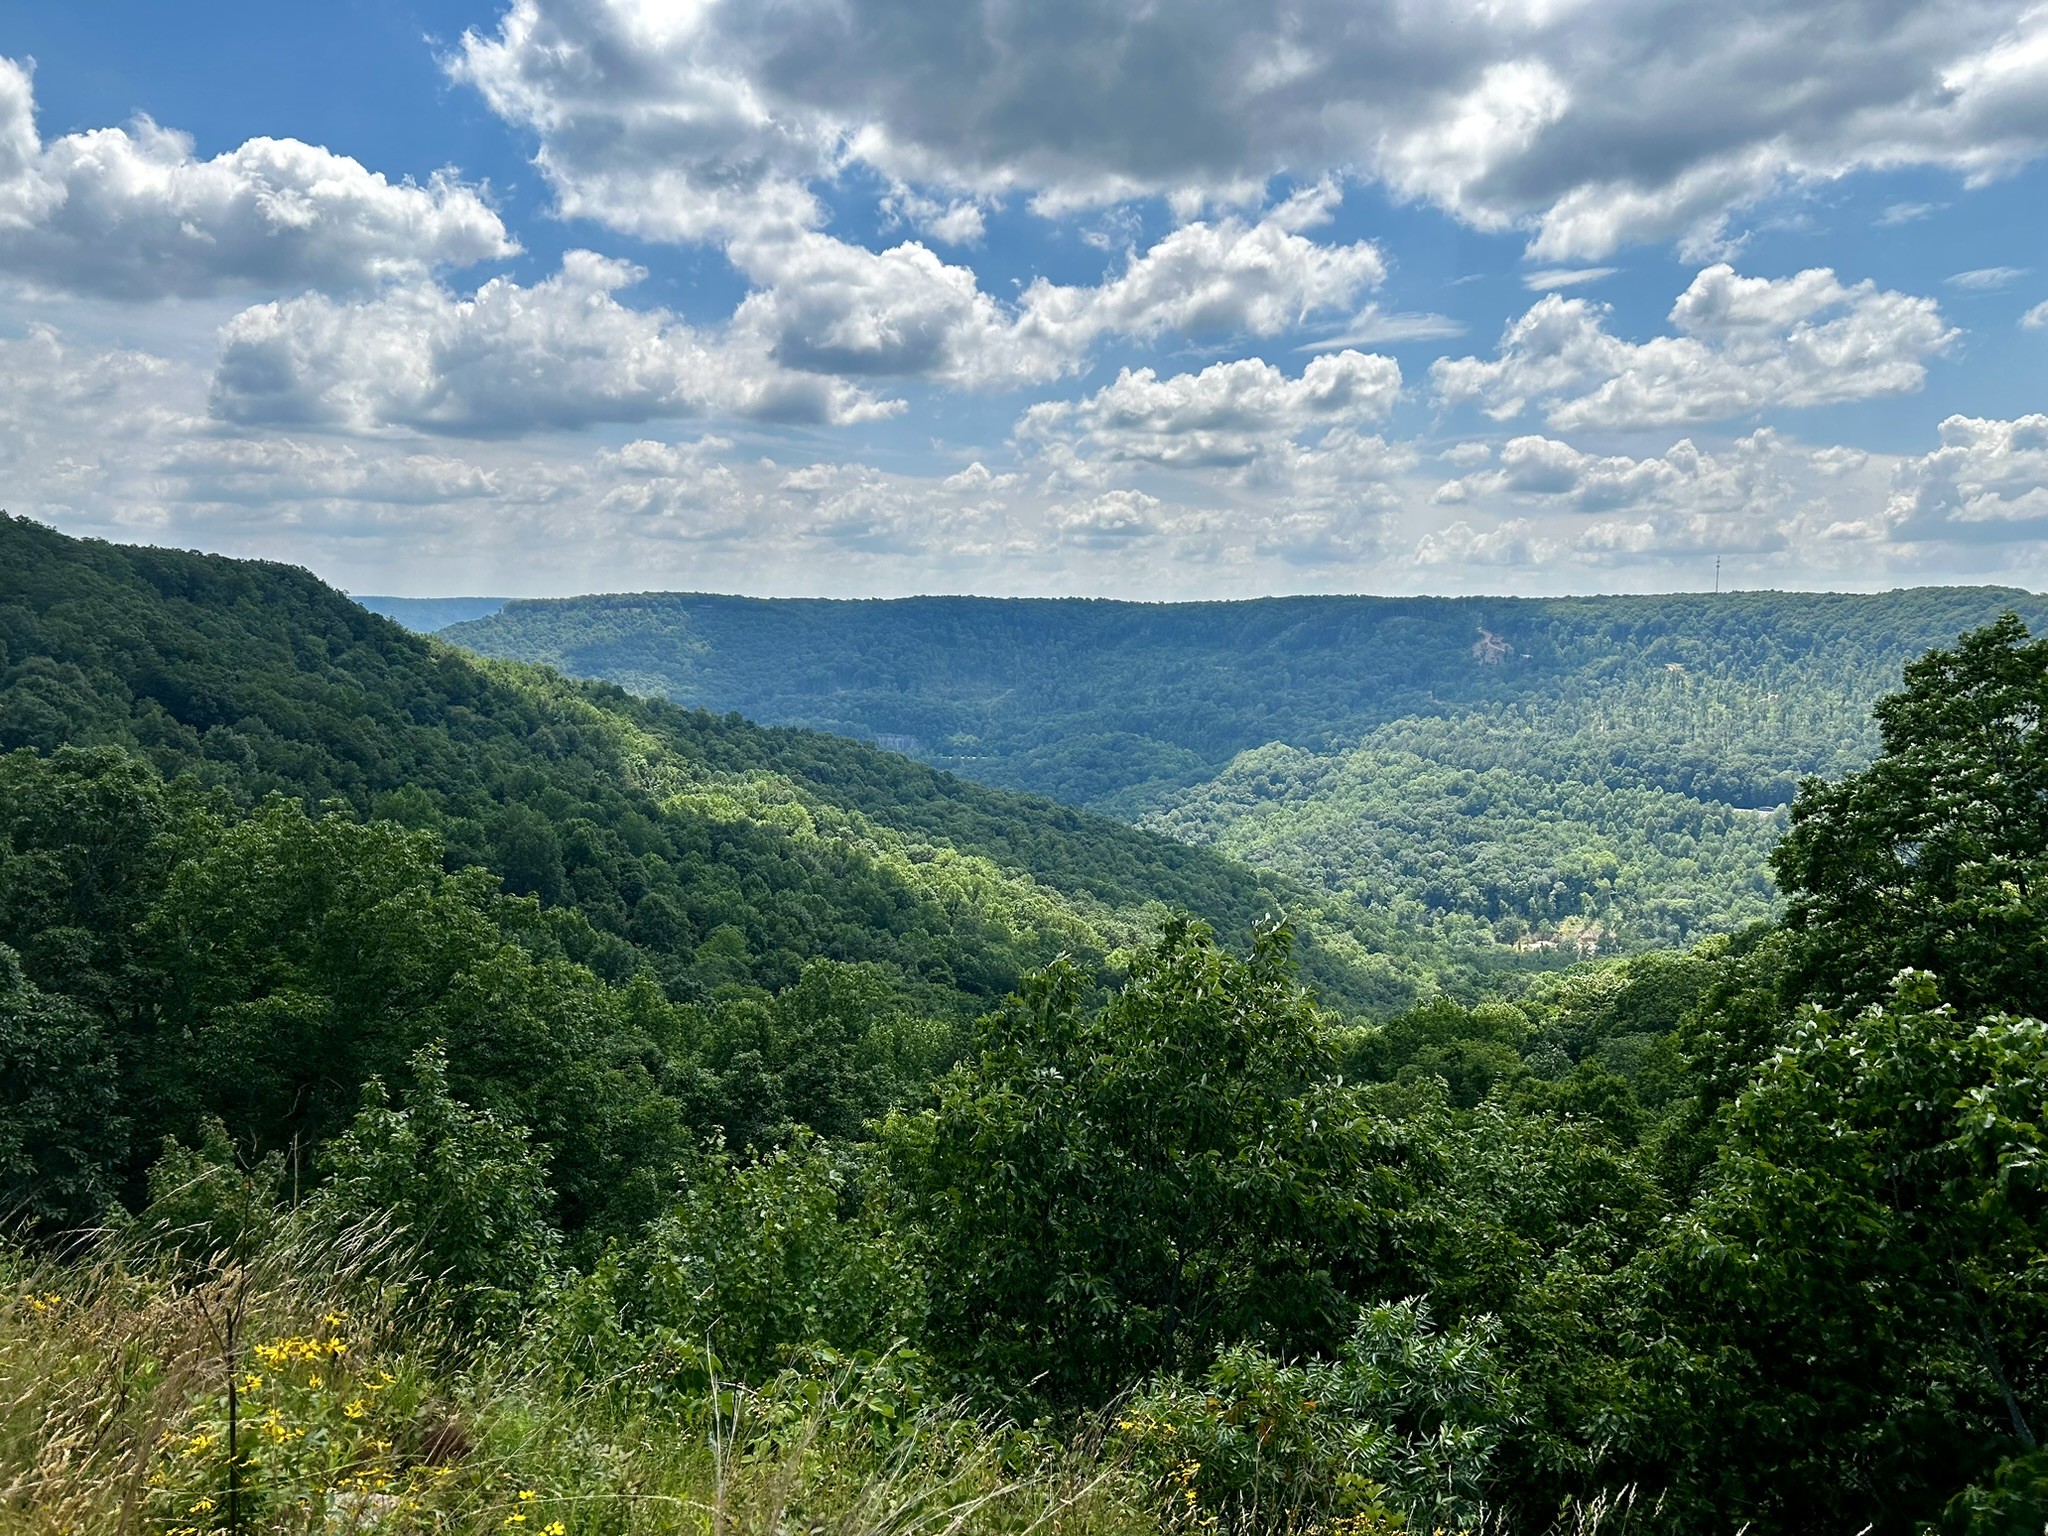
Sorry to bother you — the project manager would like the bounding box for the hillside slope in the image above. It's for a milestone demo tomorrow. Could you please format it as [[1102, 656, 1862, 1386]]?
[[0, 516, 1393, 1013]]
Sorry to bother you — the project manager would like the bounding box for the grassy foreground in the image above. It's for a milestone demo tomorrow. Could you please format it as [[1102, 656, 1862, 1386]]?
[[1, 1223, 1161, 1536]]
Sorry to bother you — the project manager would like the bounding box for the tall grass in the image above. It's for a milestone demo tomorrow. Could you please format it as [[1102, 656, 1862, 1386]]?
[[0, 1221, 1158, 1536]]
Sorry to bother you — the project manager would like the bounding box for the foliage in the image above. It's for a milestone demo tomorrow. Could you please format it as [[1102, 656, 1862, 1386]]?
[[310, 1046, 562, 1324], [586, 1134, 923, 1387], [1631, 974, 2047, 1531], [889, 919, 1421, 1405], [1117, 1299, 1519, 1533], [6, 518, 2048, 1533], [1775, 612, 2048, 1018], [0, 1225, 1157, 1536], [0, 945, 124, 1231], [0, 513, 1371, 1016]]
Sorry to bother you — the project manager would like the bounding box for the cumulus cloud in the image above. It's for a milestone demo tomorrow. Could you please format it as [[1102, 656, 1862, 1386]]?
[[1419, 426, 1924, 570], [2022, 299, 2048, 328], [209, 251, 895, 435], [1050, 489, 1167, 547], [452, 0, 2048, 261], [1020, 184, 1383, 343], [1012, 350, 1409, 567], [1436, 431, 1801, 519], [0, 56, 513, 299], [722, 191, 1385, 388], [1432, 264, 1956, 429], [1886, 413, 2048, 541], [1416, 517, 1553, 567], [17, 304, 2048, 594], [1017, 351, 1402, 472]]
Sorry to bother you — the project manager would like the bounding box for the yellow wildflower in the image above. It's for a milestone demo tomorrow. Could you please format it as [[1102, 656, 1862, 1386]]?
[[343, 1397, 369, 1419]]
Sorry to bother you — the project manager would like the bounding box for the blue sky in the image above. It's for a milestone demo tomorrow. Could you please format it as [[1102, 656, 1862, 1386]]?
[[2, 0, 2045, 598]]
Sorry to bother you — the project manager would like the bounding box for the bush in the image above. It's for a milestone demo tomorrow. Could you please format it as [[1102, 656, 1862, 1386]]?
[[1116, 1299, 1520, 1533]]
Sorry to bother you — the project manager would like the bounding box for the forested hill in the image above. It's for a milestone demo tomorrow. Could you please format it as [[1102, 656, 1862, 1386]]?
[[0, 514, 1386, 1013], [442, 588, 2048, 811], [440, 585, 2048, 960]]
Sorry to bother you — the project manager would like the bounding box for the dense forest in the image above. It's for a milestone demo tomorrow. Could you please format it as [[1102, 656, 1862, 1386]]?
[[5, 519, 2046, 1534], [437, 587, 2048, 962]]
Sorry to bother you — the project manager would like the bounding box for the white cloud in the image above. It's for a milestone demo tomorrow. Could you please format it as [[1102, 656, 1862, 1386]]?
[[0, 325, 191, 529], [209, 251, 896, 435], [447, 2, 835, 247], [162, 437, 516, 507], [1303, 308, 1466, 349], [17, 305, 2048, 595], [1019, 184, 1384, 344], [2021, 299, 2048, 328], [722, 192, 1385, 389], [1437, 431, 1800, 518], [726, 231, 1062, 388], [1522, 267, 1616, 291], [1886, 413, 2048, 541], [942, 461, 1023, 494], [1416, 516, 1554, 567], [1949, 265, 2030, 288], [1017, 351, 1402, 472], [0, 56, 513, 300], [451, 0, 2048, 262], [1425, 429, 1820, 565], [881, 185, 990, 245], [1432, 264, 1956, 429], [1050, 489, 1166, 547], [1878, 201, 1942, 225]]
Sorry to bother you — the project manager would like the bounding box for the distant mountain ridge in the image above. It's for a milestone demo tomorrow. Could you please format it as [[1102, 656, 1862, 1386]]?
[[439, 587, 2048, 806], [356, 595, 507, 631], [439, 586, 2048, 957]]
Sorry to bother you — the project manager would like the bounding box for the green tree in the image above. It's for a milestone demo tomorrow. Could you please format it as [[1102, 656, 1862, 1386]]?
[[1121, 1299, 1520, 1532], [598, 1135, 922, 1385], [311, 1045, 561, 1321], [0, 946, 125, 1231], [1637, 975, 2046, 1532], [888, 918, 1419, 1405], [1774, 614, 2048, 1018]]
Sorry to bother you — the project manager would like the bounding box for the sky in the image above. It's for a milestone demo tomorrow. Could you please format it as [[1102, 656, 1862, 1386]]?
[[2, 0, 2046, 599]]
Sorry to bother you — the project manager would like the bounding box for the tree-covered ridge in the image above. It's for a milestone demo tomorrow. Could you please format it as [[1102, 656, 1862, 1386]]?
[[441, 587, 2048, 812], [0, 514, 1382, 1012], [441, 584, 2048, 969]]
